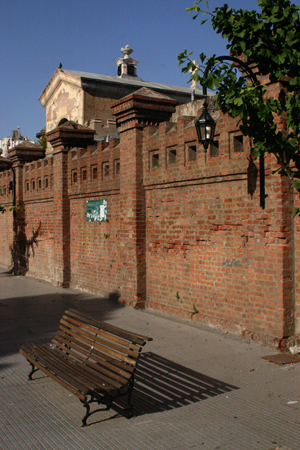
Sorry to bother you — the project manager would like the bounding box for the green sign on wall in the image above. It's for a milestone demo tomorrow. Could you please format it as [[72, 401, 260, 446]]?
[[86, 199, 107, 222]]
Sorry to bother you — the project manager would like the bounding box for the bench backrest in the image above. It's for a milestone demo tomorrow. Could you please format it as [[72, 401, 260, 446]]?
[[51, 309, 152, 388]]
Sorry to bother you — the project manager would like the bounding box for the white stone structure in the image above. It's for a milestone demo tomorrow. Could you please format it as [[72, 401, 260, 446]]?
[[0, 127, 34, 157]]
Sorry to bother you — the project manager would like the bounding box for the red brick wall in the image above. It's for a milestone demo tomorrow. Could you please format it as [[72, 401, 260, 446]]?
[[67, 140, 121, 295], [20, 158, 55, 281], [294, 194, 300, 337], [0, 169, 14, 268], [142, 114, 294, 340], [0, 93, 298, 343]]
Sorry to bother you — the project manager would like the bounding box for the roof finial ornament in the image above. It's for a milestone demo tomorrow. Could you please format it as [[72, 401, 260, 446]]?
[[121, 45, 133, 59]]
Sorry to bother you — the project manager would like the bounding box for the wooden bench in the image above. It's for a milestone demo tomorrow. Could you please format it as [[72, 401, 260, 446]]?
[[19, 308, 152, 426]]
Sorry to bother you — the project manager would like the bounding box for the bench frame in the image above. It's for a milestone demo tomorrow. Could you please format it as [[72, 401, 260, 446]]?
[[19, 309, 152, 426]]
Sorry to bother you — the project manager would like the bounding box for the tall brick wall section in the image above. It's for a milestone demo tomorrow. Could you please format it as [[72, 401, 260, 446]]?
[[111, 87, 178, 308], [294, 194, 300, 336], [142, 115, 295, 340], [117, 125, 146, 306], [0, 88, 299, 344], [0, 169, 14, 268], [68, 140, 121, 295], [22, 158, 55, 281]]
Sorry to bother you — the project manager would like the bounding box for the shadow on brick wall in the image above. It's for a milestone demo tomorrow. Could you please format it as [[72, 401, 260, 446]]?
[[8, 202, 42, 276], [247, 155, 258, 199]]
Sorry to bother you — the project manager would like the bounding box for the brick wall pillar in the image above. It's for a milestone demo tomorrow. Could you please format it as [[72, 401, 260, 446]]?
[[52, 147, 70, 286], [12, 162, 26, 273], [111, 87, 177, 308], [7, 144, 45, 274], [47, 122, 95, 286]]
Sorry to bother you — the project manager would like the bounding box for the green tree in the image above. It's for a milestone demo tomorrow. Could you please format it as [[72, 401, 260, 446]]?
[[178, 0, 300, 215], [38, 134, 47, 150]]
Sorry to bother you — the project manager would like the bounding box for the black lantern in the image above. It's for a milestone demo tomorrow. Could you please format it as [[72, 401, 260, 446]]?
[[195, 101, 216, 152]]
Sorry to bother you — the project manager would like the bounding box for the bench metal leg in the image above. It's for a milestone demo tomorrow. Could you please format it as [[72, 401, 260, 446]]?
[[80, 395, 113, 427], [28, 362, 39, 380], [80, 383, 136, 426], [119, 378, 134, 417]]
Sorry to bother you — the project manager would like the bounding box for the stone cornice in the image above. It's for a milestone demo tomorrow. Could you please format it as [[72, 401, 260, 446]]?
[[7, 145, 45, 164], [46, 123, 95, 149], [111, 88, 177, 132]]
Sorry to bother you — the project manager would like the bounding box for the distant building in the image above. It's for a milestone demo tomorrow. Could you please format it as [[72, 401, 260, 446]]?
[[39, 45, 204, 153], [0, 127, 35, 158]]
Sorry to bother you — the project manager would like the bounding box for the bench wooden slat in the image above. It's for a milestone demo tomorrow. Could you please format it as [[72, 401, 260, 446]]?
[[19, 346, 89, 400], [53, 331, 135, 375], [58, 324, 138, 366], [51, 338, 130, 385], [61, 315, 142, 352], [25, 344, 103, 392], [52, 335, 132, 381], [33, 344, 121, 392], [42, 345, 123, 391], [66, 309, 152, 345], [59, 318, 141, 359]]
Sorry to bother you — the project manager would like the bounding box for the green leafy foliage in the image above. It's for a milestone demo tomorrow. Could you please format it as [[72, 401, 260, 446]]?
[[38, 135, 47, 150], [0, 204, 19, 214], [179, 0, 300, 214]]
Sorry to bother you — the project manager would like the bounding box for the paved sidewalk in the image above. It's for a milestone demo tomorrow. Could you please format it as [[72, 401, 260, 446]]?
[[0, 269, 299, 450]]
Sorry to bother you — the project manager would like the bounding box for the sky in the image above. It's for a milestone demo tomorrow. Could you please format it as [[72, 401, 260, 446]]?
[[1, 0, 300, 141]]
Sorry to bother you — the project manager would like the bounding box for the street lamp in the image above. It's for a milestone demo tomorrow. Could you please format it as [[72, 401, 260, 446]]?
[[195, 55, 258, 149], [195, 100, 216, 153], [195, 55, 266, 209]]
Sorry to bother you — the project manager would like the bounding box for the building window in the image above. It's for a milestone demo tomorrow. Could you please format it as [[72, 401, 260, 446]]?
[[102, 163, 109, 178], [234, 134, 243, 153], [32, 180, 35, 190], [72, 171, 77, 185], [38, 178, 42, 190], [91, 165, 98, 180], [150, 151, 159, 169], [187, 144, 197, 162], [45, 178, 49, 188], [114, 160, 120, 177], [168, 148, 177, 165], [127, 64, 135, 76], [210, 140, 219, 157], [82, 168, 87, 181]]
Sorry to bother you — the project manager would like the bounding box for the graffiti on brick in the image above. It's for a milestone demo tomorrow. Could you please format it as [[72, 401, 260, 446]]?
[[222, 258, 249, 267], [86, 199, 107, 222]]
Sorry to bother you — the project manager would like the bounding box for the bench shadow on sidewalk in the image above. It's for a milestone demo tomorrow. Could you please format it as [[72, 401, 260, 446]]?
[[103, 351, 239, 423]]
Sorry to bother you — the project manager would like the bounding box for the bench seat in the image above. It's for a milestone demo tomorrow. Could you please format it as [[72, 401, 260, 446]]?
[[19, 308, 152, 425]]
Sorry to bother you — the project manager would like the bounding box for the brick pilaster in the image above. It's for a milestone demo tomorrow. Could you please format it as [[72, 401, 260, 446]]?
[[47, 122, 95, 286], [111, 87, 176, 308]]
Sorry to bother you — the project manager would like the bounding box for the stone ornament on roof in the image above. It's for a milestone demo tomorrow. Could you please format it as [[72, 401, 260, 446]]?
[[116, 45, 141, 80], [121, 45, 133, 59]]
